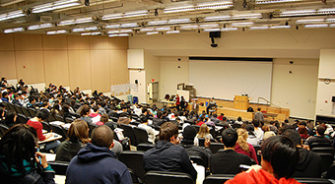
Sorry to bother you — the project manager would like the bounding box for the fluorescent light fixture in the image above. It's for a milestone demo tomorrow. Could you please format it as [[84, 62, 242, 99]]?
[[146, 31, 159, 35], [124, 10, 148, 18], [326, 18, 335, 23], [168, 18, 190, 24], [180, 24, 199, 30], [47, 30, 67, 35], [148, 20, 168, 26], [109, 34, 118, 37], [59, 17, 93, 26], [109, 33, 129, 37], [196, 1, 233, 10], [270, 25, 291, 29], [204, 15, 231, 21], [166, 30, 180, 34], [121, 22, 138, 28], [32, 0, 80, 13], [330, 24, 335, 28], [296, 18, 324, 24], [155, 26, 170, 31], [1, 0, 25, 7], [280, 9, 316, 17], [0, 10, 25, 22], [231, 22, 253, 27], [4, 27, 24, 34], [221, 27, 238, 31], [72, 26, 97, 32], [108, 30, 119, 34], [118, 33, 129, 37], [28, 23, 53, 30], [105, 24, 120, 29], [140, 27, 154, 32], [304, 24, 328, 28], [249, 25, 269, 30], [102, 13, 122, 20], [200, 23, 219, 28], [203, 28, 221, 32], [318, 8, 335, 14], [164, 5, 195, 13], [233, 13, 262, 19], [81, 31, 100, 36], [256, 0, 301, 4], [119, 29, 133, 33]]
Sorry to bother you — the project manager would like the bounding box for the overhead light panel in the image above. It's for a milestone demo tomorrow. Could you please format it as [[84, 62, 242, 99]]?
[[155, 26, 171, 31], [140, 27, 155, 32], [32, 0, 81, 13], [203, 28, 221, 32], [166, 30, 180, 34], [280, 9, 316, 17], [249, 25, 269, 30], [304, 24, 328, 28], [119, 29, 133, 33], [147, 31, 159, 35], [108, 30, 119, 34], [255, 0, 301, 4], [318, 8, 335, 14], [180, 24, 199, 30], [81, 31, 101, 36], [124, 10, 148, 18], [200, 23, 219, 28], [168, 18, 190, 24], [4, 27, 24, 34], [121, 22, 138, 28], [148, 20, 168, 26], [270, 25, 291, 29], [296, 18, 324, 24], [326, 18, 335, 23], [47, 30, 67, 35], [59, 17, 93, 26], [330, 24, 335, 28], [164, 5, 195, 14], [221, 27, 238, 31], [204, 15, 231, 21], [196, 0, 233, 10], [231, 22, 253, 27], [109, 33, 129, 37], [0, 10, 25, 22], [233, 13, 262, 19], [0, 0, 25, 7], [102, 13, 122, 20], [72, 26, 97, 32], [28, 23, 53, 30], [105, 24, 120, 29]]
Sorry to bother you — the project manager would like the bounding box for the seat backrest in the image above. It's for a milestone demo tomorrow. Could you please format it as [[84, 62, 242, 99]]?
[[198, 138, 205, 147], [119, 151, 145, 180], [14, 104, 24, 115], [203, 174, 235, 184], [314, 152, 334, 172], [28, 108, 37, 117], [21, 107, 31, 118], [65, 117, 74, 124], [189, 155, 207, 168], [295, 178, 332, 184], [310, 142, 332, 149], [0, 124, 9, 137], [209, 143, 224, 154], [192, 125, 200, 133], [144, 171, 194, 184], [48, 161, 69, 175], [8, 103, 16, 113], [137, 143, 155, 151], [50, 124, 68, 142], [120, 124, 137, 146], [41, 121, 52, 132], [133, 127, 149, 145], [16, 114, 29, 124], [54, 115, 64, 122], [311, 147, 335, 154]]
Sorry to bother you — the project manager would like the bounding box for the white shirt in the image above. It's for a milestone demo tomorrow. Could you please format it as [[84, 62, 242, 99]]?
[[254, 127, 264, 141]]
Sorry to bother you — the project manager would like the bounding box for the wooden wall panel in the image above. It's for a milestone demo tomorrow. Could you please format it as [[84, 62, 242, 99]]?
[[0, 34, 14, 51], [108, 37, 128, 50], [110, 50, 129, 84], [90, 50, 111, 92], [68, 50, 91, 90], [14, 34, 42, 50], [67, 36, 90, 50], [89, 36, 110, 50], [43, 35, 68, 50], [43, 50, 69, 86], [0, 51, 17, 79], [15, 51, 44, 84]]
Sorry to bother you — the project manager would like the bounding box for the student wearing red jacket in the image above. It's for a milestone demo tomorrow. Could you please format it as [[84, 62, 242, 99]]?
[[27, 110, 52, 141]]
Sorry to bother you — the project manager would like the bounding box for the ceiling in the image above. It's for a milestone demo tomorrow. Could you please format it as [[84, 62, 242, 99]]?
[[0, 0, 334, 36]]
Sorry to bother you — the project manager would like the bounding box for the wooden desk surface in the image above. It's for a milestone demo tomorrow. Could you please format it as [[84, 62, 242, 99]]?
[[38, 132, 62, 144]]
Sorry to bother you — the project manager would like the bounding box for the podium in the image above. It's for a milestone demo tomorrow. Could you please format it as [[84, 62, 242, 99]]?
[[234, 95, 249, 110]]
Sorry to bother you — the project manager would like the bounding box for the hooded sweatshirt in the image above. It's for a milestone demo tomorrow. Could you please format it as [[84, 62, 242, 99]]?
[[292, 148, 322, 178], [65, 143, 132, 184], [225, 169, 301, 184]]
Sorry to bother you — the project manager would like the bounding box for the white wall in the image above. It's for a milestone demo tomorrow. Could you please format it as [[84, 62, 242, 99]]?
[[144, 52, 160, 102], [271, 59, 318, 119], [129, 70, 146, 103]]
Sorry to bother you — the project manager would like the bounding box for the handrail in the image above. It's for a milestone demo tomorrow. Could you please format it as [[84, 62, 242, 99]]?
[[257, 97, 281, 107]]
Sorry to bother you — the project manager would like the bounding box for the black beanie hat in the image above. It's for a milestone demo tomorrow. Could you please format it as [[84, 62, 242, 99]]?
[[182, 126, 197, 142]]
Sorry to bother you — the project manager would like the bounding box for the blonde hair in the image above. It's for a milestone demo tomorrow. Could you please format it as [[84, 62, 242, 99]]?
[[197, 124, 210, 138], [236, 128, 249, 152]]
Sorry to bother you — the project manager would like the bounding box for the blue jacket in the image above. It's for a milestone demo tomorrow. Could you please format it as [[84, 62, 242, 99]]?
[[66, 143, 132, 184]]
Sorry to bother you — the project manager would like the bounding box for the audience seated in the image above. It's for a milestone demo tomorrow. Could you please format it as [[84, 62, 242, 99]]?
[[235, 128, 258, 164], [66, 125, 132, 184], [210, 128, 255, 174], [0, 124, 55, 184], [196, 124, 214, 141], [305, 125, 332, 148], [143, 122, 197, 181]]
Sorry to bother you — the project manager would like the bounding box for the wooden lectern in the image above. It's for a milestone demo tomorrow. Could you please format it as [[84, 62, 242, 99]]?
[[234, 95, 249, 110]]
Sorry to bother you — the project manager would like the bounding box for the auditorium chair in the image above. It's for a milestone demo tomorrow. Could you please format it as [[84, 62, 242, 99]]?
[[191, 125, 200, 133], [48, 161, 69, 175], [326, 161, 335, 179], [0, 124, 9, 137], [137, 143, 155, 151], [54, 114, 64, 122], [133, 127, 150, 145], [7, 103, 16, 113], [203, 174, 235, 184], [49, 124, 67, 142], [144, 171, 194, 184], [47, 113, 56, 123], [189, 155, 207, 168], [21, 107, 32, 118], [209, 143, 224, 154], [41, 121, 52, 132], [14, 104, 24, 115], [65, 117, 74, 124], [295, 178, 332, 184], [198, 138, 205, 147], [120, 124, 137, 146], [119, 151, 145, 181], [310, 142, 333, 150], [28, 108, 37, 117], [16, 114, 29, 124]]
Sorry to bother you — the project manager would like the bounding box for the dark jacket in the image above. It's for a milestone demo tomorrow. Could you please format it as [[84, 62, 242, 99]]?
[[210, 149, 255, 174], [143, 141, 197, 181], [181, 143, 212, 168], [55, 140, 84, 162], [65, 143, 132, 184], [292, 148, 322, 178], [305, 136, 332, 148]]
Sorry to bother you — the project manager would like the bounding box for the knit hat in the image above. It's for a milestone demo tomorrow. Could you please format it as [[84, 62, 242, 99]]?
[[118, 117, 130, 125], [182, 126, 197, 144]]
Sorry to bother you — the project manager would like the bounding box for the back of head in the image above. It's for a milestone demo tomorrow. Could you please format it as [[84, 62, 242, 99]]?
[[68, 119, 89, 143], [80, 104, 90, 116], [316, 125, 326, 136], [182, 126, 197, 145], [252, 120, 260, 128], [100, 114, 109, 123], [281, 129, 301, 146], [159, 122, 178, 141], [91, 125, 114, 148], [36, 109, 49, 121], [236, 128, 249, 152], [198, 124, 209, 138], [221, 128, 238, 147], [0, 124, 37, 175], [261, 136, 298, 179]]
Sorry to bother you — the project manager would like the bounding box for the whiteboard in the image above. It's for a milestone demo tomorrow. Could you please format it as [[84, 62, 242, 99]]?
[[189, 61, 273, 103]]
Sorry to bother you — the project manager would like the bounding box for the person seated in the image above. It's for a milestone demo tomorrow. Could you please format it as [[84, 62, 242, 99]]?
[[180, 126, 212, 167], [79, 104, 94, 126], [143, 122, 197, 181], [225, 136, 300, 184], [235, 128, 258, 164], [245, 124, 260, 147], [282, 129, 322, 178], [55, 120, 90, 162], [1, 111, 17, 128], [196, 124, 214, 142], [210, 128, 255, 174], [305, 125, 332, 149], [66, 125, 132, 184], [0, 124, 55, 184]]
